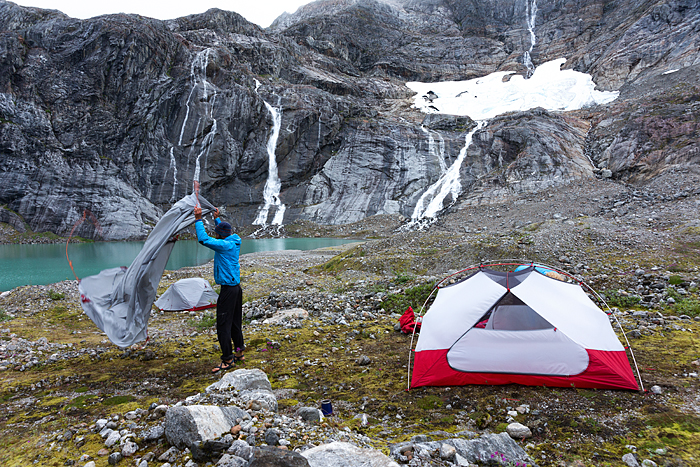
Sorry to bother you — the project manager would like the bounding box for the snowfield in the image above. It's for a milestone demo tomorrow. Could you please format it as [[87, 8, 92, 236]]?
[[407, 58, 619, 120]]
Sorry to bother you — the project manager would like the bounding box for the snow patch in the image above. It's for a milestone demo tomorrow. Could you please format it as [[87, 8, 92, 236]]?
[[407, 58, 619, 120]]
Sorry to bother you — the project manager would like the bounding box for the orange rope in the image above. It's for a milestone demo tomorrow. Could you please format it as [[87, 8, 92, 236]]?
[[65, 209, 102, 281], [193, 180, 201, 209]]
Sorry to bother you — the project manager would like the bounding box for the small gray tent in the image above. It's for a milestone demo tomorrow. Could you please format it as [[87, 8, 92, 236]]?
[[155, 278, 218, 312]]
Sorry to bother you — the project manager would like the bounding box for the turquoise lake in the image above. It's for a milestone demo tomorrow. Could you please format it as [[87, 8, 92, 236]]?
[[0, 238, 357, 291]]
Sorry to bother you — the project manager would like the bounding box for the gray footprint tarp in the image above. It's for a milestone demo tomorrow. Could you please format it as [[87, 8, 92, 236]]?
[[79, 194, 216, 347]]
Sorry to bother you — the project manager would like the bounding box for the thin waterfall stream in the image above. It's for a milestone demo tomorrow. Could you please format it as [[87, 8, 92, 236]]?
[[410, 121, 486, 223], [253, 81, 287, 227], [524, 0, 538, 77]]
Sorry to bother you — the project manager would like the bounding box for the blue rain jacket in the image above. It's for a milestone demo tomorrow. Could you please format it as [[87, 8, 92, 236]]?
[[195, 218, 241, 286]]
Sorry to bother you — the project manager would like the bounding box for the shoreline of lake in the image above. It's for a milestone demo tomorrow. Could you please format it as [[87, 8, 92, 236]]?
[[0, 238, 361, 292]]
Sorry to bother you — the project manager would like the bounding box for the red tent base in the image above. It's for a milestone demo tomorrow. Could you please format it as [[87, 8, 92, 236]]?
[[411, 349, 639, 390], [159, 303, 217, 312]]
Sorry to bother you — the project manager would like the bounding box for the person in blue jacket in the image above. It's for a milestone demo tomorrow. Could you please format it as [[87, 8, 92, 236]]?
[[194, 206, 244, 373]]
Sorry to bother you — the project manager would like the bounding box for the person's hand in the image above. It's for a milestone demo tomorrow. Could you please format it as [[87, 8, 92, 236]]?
[[213, 208, 220, 219], [194, 206, 202, 220]]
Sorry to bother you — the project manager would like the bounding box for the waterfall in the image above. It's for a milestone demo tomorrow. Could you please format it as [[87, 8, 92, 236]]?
[[523, 0, 538, 77], [411, 121, 485, 221], [170, 48, 218, 199], [168, 148, 178, 201], [253, 99, 286, 226], [421, 126, 447, 173], [191, 49, 217, 187]]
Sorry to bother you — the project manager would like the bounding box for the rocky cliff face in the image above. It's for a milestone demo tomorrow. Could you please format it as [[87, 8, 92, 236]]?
[[0, 0, 698, 239]]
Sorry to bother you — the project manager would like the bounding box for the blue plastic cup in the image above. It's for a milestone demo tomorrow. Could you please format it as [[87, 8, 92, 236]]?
[[321, 399, 333, 416]]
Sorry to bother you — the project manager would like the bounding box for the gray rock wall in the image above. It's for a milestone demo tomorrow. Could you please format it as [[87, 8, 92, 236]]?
[[0, 0, 698, 238]]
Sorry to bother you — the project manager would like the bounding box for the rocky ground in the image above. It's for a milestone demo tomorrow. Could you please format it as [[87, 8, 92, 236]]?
[[1, 170, 700, 467]]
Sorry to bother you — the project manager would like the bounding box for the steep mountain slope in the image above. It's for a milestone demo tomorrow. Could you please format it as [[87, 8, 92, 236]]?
[[0, 0, 698, 239]]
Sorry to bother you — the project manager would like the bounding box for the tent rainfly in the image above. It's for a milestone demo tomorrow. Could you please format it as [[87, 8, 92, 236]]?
[[155, 278, 218, 312], [410, 265, 640, 390]]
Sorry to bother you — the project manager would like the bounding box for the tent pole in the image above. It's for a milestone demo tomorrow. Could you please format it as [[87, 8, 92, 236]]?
[[611, 311, 645, 392], [407, 283, 441, 391], [407, 327, 417, 391], [589, 291, 646, 393]]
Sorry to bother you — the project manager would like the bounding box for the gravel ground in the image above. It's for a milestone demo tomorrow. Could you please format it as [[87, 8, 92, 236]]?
[[1, 170, 699, 466]]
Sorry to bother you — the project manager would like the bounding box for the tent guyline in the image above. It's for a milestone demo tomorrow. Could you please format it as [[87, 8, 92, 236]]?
[[65, 209, 103, 282], [406, 260, 644, 392]]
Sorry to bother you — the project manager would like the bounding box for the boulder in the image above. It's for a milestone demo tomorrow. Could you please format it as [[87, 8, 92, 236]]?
[[158, 447, 179, 463], [506, 422, 532, 439], [104, 431, 120, 448], [191, 438, 235, 463], [439, 443, 456, 461], [249, 446, 311, 467], [303, 442, 400, 467], [227, 439, 254, 460], [165, 405, 250, 450], [297, 407, 323, 422], [239, 389, 278, 412], [107, 452, 123, 465], [622, 453, 640, 467], [390, 433, 535, 466], [265, 428, 280, 446], [0, 207, 26, 232], [263, 308, 309, 325], [140, 424, 165, 441], [207, 369, 273, 393], [217, 454, 250, 467], [121, 440, 138, 457]]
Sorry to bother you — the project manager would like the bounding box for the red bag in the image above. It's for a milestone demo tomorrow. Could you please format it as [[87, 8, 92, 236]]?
[[399, 306, 421, 334]]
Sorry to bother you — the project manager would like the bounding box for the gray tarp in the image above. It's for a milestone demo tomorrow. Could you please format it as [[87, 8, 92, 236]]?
[[79, 194, 216, 347]]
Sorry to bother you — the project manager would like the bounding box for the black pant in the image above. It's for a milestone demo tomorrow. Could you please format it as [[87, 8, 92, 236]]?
[[217, 284, 243, 362]]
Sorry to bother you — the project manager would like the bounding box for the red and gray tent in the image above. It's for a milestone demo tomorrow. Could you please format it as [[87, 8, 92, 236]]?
[[410, 264, 640, 390]]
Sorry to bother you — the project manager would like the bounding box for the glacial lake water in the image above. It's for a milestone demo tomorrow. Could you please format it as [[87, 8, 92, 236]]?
[[0, 238, 357, 292]]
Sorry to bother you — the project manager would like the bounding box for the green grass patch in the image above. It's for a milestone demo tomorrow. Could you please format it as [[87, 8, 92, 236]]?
[[393, 272, 415, 285], [381, 281, 436, 315], [69, 394, 97, 408], [647, 411, 700, 433], [495, 422, 509, 433], [669, 275, 683, 286], [416, 395, 443, 410], [309, 246, 363, 274], [665, 289, 700, 317], [0, 309, 12, 322], [38, 396, 67, 408], [672, 297, 700, 317], [48, 290, 65, 300], [188, 315, 217, 331], [102, 395, 135, 406], [523, 221, 544, 232], [366, 283, 387, 294], [277, 399, 300, 410], [601, 290, 641, 308]]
